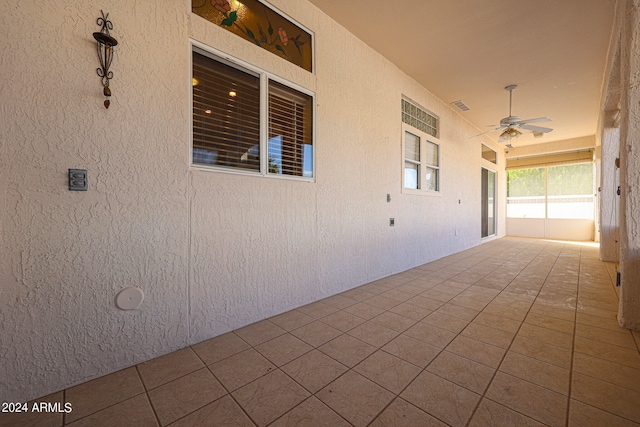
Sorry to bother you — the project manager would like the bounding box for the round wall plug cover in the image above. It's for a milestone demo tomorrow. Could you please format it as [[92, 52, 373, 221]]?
[[115, 287, 144, 310]]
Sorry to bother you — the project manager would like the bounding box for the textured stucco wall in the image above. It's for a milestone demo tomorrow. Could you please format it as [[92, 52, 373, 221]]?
[[600, 127, 621, 261], [0, 0, 505, 401], [618, 0, 640, 329]]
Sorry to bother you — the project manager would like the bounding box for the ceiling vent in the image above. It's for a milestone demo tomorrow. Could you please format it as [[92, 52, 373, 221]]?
[[451, 100, 470, 111]]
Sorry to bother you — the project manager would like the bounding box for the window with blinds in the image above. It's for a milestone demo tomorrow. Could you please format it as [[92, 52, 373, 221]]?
[[268, 81, 313, 177], [402, 125, 439, 193], [193, 52, 261, 171], [424, 140, 439, 191], [192, 48, 314, 179], [404, 131, 420, 189]]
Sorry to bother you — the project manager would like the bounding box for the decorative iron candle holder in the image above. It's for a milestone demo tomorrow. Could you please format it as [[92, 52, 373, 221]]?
[[93, 11, 117, 109]]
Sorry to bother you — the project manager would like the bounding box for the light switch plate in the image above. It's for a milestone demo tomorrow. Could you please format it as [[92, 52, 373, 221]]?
[[69, 169, 87, 191]]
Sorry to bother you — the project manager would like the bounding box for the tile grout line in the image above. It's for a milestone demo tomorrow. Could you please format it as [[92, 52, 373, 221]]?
[[62, 388, 66, 426], [564, 244, 582, 427], [193, 343, 260, 427], [60, 366, 153, 426], [144, 393, 162, 427], [266, 394, 354, 427], [134, 364, 163, 427]]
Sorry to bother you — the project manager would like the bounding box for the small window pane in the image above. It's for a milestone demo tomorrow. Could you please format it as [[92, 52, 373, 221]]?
[[268, 80, 313, 177], [405, 131, 420, 161], [425, 166, 438, 191], [405, 163, 419, 189], [192, 52, 260, 170], [425, 141, 438, 166], [482, 144, 497, 164], [507, 168, 546, 218], [547, 163, 594, 219]]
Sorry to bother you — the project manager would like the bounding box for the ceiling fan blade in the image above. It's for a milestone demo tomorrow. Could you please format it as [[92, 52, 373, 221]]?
[[468, 127, 501, 139], [518, 117, 552, 124], [521, 124, 553, 133]]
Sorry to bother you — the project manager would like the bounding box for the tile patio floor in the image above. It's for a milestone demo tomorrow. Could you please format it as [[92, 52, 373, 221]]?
[[4, 237, 640, 426]]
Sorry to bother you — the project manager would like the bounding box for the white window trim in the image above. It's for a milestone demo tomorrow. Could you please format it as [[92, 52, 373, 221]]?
[[189, 40, 316, 183], [401, 122, 441, 196]]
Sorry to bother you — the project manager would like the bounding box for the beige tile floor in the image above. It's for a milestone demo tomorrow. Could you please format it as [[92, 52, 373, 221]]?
[[4, 237, 640, 427]]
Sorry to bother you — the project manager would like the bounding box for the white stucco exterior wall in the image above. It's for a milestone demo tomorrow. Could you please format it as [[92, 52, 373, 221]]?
[[618, 0, 640, 329], [0, 0, 506, 401], [600, 126, 621, 262]]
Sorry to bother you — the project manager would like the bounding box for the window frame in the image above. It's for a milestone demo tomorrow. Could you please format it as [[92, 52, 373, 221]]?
[[190, 41, 316, 182], [401, 121, 441, 195], [481, 167, 497, 238], [481, 144, 497, 164]]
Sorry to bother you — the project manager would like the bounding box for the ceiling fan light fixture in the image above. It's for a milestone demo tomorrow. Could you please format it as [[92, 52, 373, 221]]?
[[468, 85, 553, 141], [500, 128, 522, 140]]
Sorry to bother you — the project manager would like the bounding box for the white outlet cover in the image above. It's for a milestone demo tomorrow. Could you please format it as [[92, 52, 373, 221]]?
[[115, 287, 144, 310]]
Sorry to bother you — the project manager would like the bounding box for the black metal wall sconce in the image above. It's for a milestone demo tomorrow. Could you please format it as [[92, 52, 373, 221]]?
[[93, 11, 117, 109]]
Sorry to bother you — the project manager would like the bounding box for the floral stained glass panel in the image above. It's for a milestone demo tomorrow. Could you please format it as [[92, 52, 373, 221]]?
[[193, 0, 313, 72]]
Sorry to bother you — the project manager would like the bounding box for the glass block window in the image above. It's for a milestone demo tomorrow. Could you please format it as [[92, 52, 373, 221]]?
[[402, 98, 438, 137]]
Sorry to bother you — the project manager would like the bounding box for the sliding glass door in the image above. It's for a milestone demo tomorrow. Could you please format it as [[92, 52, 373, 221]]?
[[481, 168, 496, 238]]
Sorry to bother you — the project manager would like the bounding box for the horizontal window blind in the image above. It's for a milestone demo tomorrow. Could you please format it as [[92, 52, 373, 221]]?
[[192, 51, 261, 170], [268, 80, 313, 177], [404, 131, 420, 189], [506, 150, 593, 170], [405, 131, 420, 162], [425, 141, 439, 167]]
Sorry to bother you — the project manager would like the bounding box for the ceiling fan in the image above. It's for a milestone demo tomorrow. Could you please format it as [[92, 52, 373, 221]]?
[[471, 85, 553, 145]]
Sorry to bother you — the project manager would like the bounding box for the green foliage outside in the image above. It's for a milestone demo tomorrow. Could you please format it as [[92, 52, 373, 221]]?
[[507, 163, 594, 197], [507, 168, 545, 197]]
